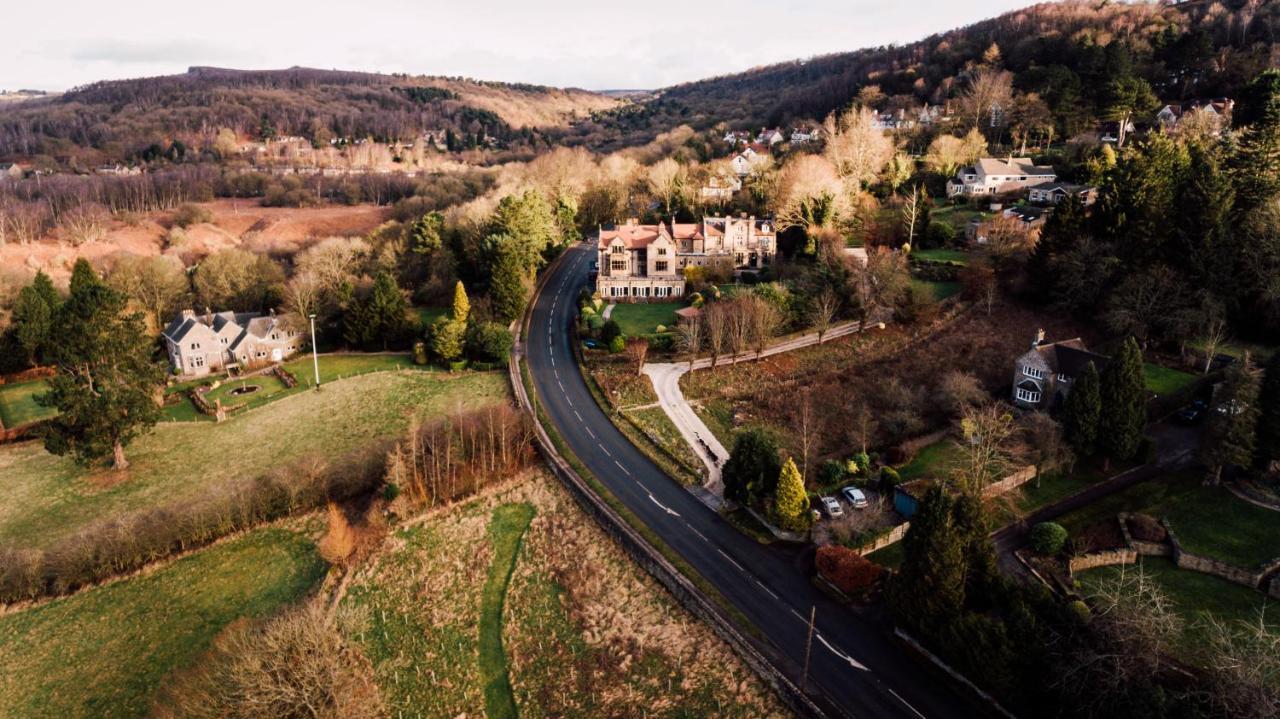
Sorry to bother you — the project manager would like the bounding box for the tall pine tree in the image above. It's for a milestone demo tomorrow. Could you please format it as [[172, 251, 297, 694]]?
[[772, 457, 811, 532], [1256, 352, 1280, 472], [888, 486, 965, 637], [11, 281, 54, 367], [1062, 361, 1102, 457], [1231, 69, 1280, 210], [1202, 357, 1262, 484], [1099, 337, 1146, 461], [40, 265, 162, 469]]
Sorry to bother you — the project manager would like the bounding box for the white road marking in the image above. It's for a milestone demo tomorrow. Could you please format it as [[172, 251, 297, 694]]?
[[716, 548, 745, 572], [614, 459, 631, 476], [755, 579, 779, 600], [585, 426, 595, 439], [687, 525, 708, 542], [599, 444, 612, 457], [550, 356, 556, 367], [887, 688, 927, 719], [566, 396, 574, 408], [647, 491, 680, 515], [574, 410, 583, 421], [815, 633, 870, 672], [557, 380, 564, 392]]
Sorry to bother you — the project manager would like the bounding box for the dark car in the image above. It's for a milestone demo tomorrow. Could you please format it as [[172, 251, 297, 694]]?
[[1176, 400, 1207, 425]]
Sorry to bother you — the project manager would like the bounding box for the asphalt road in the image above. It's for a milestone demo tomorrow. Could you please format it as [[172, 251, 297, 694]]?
[[524, 244, 975, 719]]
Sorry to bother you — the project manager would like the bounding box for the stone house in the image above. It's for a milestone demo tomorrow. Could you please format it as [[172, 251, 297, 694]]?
[[1027, 181, 1097, 206], [1156, 98, 1233, 131], [699, 174, 742, 202], [731, 145, 769, 177], [596, 216, 776, 302], [1011, 331, 1108, 410], [162, 309, 302, 377], [946, 157, 1057, 198]]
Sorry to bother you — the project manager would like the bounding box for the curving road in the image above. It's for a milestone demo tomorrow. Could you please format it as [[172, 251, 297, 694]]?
[[525, 244, 974, 719]]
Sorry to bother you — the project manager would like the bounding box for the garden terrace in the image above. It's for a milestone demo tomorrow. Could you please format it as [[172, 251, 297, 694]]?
[[608, 301, 681, 337]]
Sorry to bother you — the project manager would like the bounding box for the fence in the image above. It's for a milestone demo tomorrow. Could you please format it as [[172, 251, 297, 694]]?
[[983, 465, 1038, 498], [852, 522, 910, 555]]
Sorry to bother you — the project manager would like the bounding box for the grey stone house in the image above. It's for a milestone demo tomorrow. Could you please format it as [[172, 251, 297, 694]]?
[[162, 309, 302, 377], [1012, 331, 1108, 410]]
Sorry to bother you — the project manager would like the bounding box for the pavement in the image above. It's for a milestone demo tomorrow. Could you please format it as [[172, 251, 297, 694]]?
[[524, 244, 976, 719], [644, 319, 879, 497]]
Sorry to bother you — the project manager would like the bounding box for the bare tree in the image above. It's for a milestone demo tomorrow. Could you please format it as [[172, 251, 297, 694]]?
[[848, 401, 877, 456], [850, 247, 910, 325], [704, 303, 727, 368], [624, 336, 649, 376], [960, 259, 998, 315], [923, 129, 988, 179], [958, 68, 1013, 132], [1199, 612, 1280, 719], [646, 158, 685, 216], [823, 105, 895, 190], [4, 200, 50, 245], [808, 289, 839, 343], [676, 316, 703, 371], [771, 154, 846, 232], [899, 185, 923, 247], [1197, 317, 1230, 374], [58, 202, 111, 246], [937, 371, 986, 418], [1021, 412, 1074, 484], [284, 269, 323, 338], [746, 295, 782, 360], [794, 388, 817, 483], [953, 404, 1017, 495], [107, 254, 190, 329], [726, 298, 751, 363]]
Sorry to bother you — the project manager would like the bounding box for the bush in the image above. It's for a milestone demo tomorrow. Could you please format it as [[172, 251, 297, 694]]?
[[1030, 522, 1069, 555], [448, 359, 469, 372], [815, 545, 883, 595], [172, 203, 213, 228], [412, 341, 427, 366], [586, 314, 604, 333], [601, 319, 622, 344], [846, 452, 871, 476], [608, 335, 625, 353], [818, 460, 847, 487], [923, 221, 957, 248], [654, 324, 667, 333], [688, 292, 704, 308], [879, 466, 901, 489], [647, 333, 675, 352], [466, 322, 513, 363]]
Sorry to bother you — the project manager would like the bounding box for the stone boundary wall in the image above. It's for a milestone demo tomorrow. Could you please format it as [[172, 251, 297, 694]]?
[[853, 522, 910, 555], [1069, 549, 1137, 574], [984, 465, 1038, 498], [511, 253, 830, 719]]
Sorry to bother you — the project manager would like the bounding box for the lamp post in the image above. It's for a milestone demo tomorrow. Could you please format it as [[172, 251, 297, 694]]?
[[308, 313, 321, 390]]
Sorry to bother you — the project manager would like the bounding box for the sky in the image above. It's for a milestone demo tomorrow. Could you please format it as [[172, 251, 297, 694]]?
[[2, 0, 1042, 92]]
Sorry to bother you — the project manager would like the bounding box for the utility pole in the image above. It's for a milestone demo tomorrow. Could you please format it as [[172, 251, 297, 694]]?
[[308, 313, 321, 390], [801, 604, 816, 692]]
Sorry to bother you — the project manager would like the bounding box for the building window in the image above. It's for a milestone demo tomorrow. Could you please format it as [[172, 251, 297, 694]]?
[[220, 337, 228, 345], [655, 261, 668, 273], [611, 246, 623, 255], [1022, 366, 1044, 380], [1057, 374, 1071, 384], [1016, 388, 1041, 404], [190, 342, 200, 350], [611, 260, 626, 271], [657, 247, 667, 256], [190, 355, 205, 369]]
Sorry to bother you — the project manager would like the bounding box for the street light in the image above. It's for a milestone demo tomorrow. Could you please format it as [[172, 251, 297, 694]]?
[[308, 313, 321, 390]]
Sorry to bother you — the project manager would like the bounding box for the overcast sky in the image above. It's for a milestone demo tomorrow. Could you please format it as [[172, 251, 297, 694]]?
[[3, 0, 1041, 92]]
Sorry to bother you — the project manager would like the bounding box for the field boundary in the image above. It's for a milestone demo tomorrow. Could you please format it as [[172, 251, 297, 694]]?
[[479, 503, 535, 719]]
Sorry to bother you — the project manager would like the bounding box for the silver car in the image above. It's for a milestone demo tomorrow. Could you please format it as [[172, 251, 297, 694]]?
[[841, 486, 869, 509], [820, 496, 843, 518]]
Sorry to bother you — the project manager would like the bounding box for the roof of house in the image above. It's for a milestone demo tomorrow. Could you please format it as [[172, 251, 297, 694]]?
[[599, 217, 773, 250], [1028, 181, 1091, 194], [163, 310, 283, 349], [971, 157, 1056, 177], [1024, 338, 1108, 378]]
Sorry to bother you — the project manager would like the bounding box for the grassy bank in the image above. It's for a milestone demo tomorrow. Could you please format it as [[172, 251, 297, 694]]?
[[0, 528, 325, 719], [479, 503, 536, 719]]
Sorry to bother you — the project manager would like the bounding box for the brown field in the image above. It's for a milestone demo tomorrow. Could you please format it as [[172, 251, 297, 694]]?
[[0, 199, 389, 285]]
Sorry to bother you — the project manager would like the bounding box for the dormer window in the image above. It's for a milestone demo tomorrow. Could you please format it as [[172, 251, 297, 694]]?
[[657, 247, 667, 256], [1023, 366, 1044, 380], [1057, 374, 1070, 384], [611, 245, 623, 255]]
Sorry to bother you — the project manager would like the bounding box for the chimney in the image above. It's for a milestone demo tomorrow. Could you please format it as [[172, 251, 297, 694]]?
[[1032, 328, 1045, 348], [181, 309, 194, 320], [204, 307, 213, 325]]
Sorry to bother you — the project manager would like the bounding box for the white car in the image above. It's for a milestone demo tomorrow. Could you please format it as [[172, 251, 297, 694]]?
[[841, 486, 869, 509], [820, 496, 843, 518]]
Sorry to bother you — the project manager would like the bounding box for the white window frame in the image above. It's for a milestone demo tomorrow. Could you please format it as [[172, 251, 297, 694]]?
[[1057, 374, 1070, 384], [1023, 365, 1044, 380], [190, 355, 205, 369], [1016, 388, 1041, 404]]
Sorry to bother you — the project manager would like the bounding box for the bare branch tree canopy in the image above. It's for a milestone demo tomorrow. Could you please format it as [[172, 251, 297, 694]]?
[[850, 247, 910, 323], [704, 303, 727, 367], [107, 254, 190, 329], [808, 289, 840, 342], [676, 315, 704, 370], [646, 157, 686, 216], [771, 154, 847, 231], [959, 67, 1014, 131], [924, 129, 988, 179], [624, 336, 649, 375], [899, 185, 924, 247], [953, 404, 1017, 494], [823, 105, 896, 190]]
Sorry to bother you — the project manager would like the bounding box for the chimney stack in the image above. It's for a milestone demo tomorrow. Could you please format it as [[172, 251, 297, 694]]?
[[1033, 328, 1045, 348]]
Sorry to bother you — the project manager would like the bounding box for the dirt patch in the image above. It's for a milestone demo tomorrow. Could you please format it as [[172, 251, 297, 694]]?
[[1076, 519, 1126, 553], [1126, 513, 1167, 543]]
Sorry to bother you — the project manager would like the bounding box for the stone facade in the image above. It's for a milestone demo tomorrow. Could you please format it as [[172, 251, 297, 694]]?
[[162, 309, 302, 377], [596, 216, 776, 303], [1012, 331, 1108, 410]]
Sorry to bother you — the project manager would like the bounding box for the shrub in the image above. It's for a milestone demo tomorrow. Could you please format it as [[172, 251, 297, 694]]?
[[818, 459, 847, 487], [923, 221, 957, 248], [688, 292, 704, 308], [1030, 522, 1069, 555], [815, 545, 883, 595], [1066, 599, 1092, 625], [654, 324, 667, 333], [586, 314, 604, 333], [608, 335, 625, 353], [412, 341, 427, 366], [647, 333, 675, 352], [466, 322, 513, 363], [448, 359, 468, 372], [601, 319, 622, 344], [172, 203, 213, 228], [879, 466, 901, 489], [847, 452, 871, 476]]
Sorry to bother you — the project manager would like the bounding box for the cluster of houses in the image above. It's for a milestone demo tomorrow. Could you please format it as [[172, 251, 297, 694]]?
[[594, 215, 776, 302], [162, 309, 303, 377]]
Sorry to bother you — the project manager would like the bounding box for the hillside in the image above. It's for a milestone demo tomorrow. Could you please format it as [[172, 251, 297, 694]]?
[[0, 66, 620, 164], [576, 0, 1277, 146]]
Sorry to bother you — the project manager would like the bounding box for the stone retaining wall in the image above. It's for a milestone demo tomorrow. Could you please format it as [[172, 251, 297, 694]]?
[[1069, 549, 1137, 574]]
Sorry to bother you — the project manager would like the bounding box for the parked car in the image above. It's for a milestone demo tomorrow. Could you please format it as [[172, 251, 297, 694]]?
[[841, 486, 869, 509], [1176, 399, 1206, 425], [820, 496, 843, 518]]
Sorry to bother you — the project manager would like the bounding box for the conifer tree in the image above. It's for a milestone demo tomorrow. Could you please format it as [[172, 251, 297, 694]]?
[[488, 238, 528, 323], [888, 486, 965, 636], [1062, 362, 1102, 457], [1256, 352, 1280, 472], [1202, 357, 1262, 484], [30, 270, 60, 312], [40, 266, 162, 469], [1099, 337, 1146, 461], [772, 457, 811, 532], [11, 281, 54, 366], [722, 428, 781, 506], [450, 280, 470, 323]]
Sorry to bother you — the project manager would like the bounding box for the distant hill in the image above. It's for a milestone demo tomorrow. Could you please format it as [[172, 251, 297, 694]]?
[[578, 0, 1277, 146], [0, 66, 620, 164]]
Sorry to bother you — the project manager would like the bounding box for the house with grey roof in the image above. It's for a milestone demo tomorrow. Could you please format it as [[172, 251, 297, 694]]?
[[162, 309, 302, 377], [1027, 181, 1097, 206], [1012, 331, 1108, 410], [946, 157, 1056, 198]]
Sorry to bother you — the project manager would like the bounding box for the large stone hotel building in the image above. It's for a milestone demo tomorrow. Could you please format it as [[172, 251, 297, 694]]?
[[595, 216, 776, 302]]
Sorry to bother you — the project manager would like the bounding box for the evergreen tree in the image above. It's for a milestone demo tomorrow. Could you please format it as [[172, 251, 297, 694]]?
[[1232, 70, 1280, 210], [428, 314, 466, 363], [30, 270, 60, 312], [951, 492, 1000, 603], [69, 258, 104, 296], [1256, 352, 1280, 471], [488, 239, 529, 323], [40, 270, 163, 469], [888, 486, 965, 636], [1175, 144, 1235, 291], [1099, 337, 1146, 461], [487, 191, 558, 273], [772, 457, 811, 532], [1202, 357, 1262, 484], [1062, 362, 1102, 457], [11, 282, 53, 367], [721, 428, 781, 506], [365, 272, 409, 350], [1026, 193, 1086, 302], [450, 280, 470, 323]]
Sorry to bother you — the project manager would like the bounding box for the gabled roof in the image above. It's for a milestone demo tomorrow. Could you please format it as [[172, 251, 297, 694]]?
[[1026, 338, 1108, 378], [975, 157, 1056, 177]]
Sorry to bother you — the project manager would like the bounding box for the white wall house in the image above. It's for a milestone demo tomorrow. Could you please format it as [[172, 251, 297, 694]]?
[[946, 157, 1057, 198]]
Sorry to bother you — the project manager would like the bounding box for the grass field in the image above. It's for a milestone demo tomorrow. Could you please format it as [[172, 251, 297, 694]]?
[[1057, 472, 1280, 568], [912, 248, 970, 265], [911, 279, 963, 301], [0, 528, 325, 719], [478, 503, 535, 719], [1144, 363, 1198, 396], [609, 302, 681, 337], [344, 475, 784, 718], [930, 204, 989, 230], [0, 380, 57, 428], [1076, 556, 1279, 660], [896, 439, 965, 482], [0, 370, 507, 551]]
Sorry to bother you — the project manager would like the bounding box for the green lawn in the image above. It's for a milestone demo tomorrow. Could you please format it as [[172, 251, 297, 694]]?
[[0, 380, 57, 428], [1057, 472, 1280, 568], [929, 204, 989, 230], [609, 302, 681, 337], [0, 370, 507, 551], [1187, 339, 1276, 363], [867, 540, 905, 570], [1144, 363, 1198, 396], [911, 248, 970, 265], [479, 503, 536, 719], [281, 352, 422, 386], [200, 374, 291, 411], [911, 279, 962, 301], [896, 439, 965, 482], [0, 528, 325, 719], [1077, 556, 1279, 661]]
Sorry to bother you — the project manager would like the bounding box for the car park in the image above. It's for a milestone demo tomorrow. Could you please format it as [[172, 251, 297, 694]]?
[[841, 486, 869, 509]]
